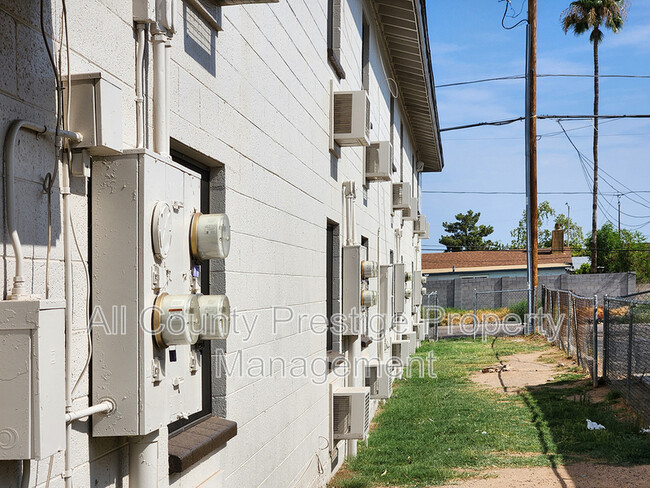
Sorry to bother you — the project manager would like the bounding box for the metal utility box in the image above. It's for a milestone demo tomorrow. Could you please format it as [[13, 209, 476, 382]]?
[[65, 72, 122, 155], [393, 263, 405, 315], [341, 246, 376, 336], [412, 270, 422, 311], [0, 300, 65, 460], [91, 150, 204, 436], [378, 265, 393, 341]]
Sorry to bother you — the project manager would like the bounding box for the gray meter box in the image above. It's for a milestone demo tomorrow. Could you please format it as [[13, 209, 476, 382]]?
[[0, 300, 65, 460]]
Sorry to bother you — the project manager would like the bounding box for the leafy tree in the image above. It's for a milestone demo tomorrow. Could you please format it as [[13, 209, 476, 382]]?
[[561, 0, 628, 272], [510, 201, 584, 252], [439, 210, 497, 252], [584, 222, 650, 281]]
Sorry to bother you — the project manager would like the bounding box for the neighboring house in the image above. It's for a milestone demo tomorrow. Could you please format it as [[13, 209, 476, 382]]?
[[0, 1, 442, 488], [423, 249, 574, 280]]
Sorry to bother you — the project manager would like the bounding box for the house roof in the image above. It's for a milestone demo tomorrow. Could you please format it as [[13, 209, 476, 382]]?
[[371, 0, 444, 172], [422, 249, 573, 274]]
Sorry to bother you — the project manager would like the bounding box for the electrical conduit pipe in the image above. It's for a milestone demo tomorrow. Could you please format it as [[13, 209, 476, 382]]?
[[3, 121, 81, 299]]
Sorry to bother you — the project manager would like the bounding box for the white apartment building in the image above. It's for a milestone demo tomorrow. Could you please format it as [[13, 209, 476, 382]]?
[[0, 0, 443, 487]]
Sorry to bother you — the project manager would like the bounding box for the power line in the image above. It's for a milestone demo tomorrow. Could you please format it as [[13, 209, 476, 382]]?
[[422, 190, 650, 196], [435, 73, 650, 88], [442, 114, 650, 132]]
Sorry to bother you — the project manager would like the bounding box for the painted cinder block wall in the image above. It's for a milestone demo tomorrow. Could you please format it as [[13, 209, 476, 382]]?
[[0, 0, 426, 487], [426, 273, 636, 310]]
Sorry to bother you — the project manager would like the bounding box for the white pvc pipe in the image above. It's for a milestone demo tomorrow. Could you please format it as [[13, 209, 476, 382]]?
[[2, 121, 81, 300], [129, 432, 159, 488], [165, 36, 171, 153], [20, 459, 30, 488], [135, 23, 146, 148], [65, 401, 114, 423], [62, 142, 73, 488], [152, 27, 168, 156]]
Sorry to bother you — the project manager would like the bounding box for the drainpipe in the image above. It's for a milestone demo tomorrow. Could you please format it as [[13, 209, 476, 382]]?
[[151, 25, 168, 157], [135, 22, 146, 148], [129, 432, 159, 488]]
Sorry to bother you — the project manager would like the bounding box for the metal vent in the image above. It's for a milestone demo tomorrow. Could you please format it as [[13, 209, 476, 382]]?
[[334, 93, 353, 134], [333, 395, 351, 435]]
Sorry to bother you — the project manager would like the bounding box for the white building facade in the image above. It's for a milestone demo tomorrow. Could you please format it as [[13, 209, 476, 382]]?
[[0, 0, 443, 487]]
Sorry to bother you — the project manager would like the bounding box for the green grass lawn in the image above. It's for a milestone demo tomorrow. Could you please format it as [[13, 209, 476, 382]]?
[[331, 336, 650, 488]]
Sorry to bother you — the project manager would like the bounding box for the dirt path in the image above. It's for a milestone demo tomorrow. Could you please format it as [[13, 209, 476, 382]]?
[[452, 348, 650, 488], [436, 464, 650, 488], [470, 348, 570, 393]]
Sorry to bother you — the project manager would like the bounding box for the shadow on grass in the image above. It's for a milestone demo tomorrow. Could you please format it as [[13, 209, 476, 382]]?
[[329, 337, 650, 488]]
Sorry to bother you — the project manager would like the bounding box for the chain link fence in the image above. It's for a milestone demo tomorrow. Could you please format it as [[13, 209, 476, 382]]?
[[604, 296, 650, 426], [539, 286, 599, 386]]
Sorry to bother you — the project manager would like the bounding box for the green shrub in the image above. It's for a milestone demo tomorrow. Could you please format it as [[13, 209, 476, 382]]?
[[508, 299, 528, 322]]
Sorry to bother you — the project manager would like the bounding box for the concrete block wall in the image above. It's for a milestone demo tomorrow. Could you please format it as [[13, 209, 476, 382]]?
[[426, 273, 637, 310], [0, 1, 426, 488]]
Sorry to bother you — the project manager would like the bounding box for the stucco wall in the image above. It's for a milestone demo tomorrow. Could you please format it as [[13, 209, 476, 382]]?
[[0, 1, 425, 487]]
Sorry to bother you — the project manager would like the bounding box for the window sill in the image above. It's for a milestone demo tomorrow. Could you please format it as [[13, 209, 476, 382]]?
[[168, 416, 237, 474], [328, 49, 346, 80]]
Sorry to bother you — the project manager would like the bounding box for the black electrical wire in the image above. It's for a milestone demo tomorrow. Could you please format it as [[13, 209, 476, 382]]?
[[500, 0, 528, 30]]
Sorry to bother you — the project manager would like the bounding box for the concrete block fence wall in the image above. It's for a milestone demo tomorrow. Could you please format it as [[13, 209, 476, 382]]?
[[426, 273, 636, 310]]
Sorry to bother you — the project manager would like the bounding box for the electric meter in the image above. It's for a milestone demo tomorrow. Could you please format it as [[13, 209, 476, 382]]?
[[404, 271, 413, 282], [190, 213, 231, 260], [361, 290, 378, 308], [152, 201, 173, 260], [404, 288, 413, 299], [421, 275, 426, 285], [421, 287, 427, 296], [361, 260, 378, 279], [198, 295, 230, 340], [153, 293, 200, 347]]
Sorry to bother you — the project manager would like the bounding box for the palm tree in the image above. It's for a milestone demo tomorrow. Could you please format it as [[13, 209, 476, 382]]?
[[561, 0, 627, 273]]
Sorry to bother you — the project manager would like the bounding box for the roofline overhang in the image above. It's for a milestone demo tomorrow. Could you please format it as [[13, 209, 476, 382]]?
[[371, 0, 444, 172]]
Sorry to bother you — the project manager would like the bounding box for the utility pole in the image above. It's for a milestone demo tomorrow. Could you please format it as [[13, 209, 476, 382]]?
[[525, 0, 538, 332], [617, 194, 622, 238]]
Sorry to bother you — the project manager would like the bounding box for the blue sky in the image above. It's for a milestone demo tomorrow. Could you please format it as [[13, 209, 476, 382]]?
[[422, 0, 650, 252]]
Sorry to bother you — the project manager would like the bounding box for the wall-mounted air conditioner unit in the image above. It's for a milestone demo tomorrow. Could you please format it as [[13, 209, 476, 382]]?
[[392, 339, 410, 367], [415, 321, 427, 341], [392, 182, 412, 211], [365, 362, 393, 399], [365, 141, 392, 181], [421, 220, 430, 240], [401, 201, 417, 222], [332, 387, 370, 440], [393, 263, 405, 315], [333, 90, 370, 147], [414, 214, 428, 235], [403, 331, 417, 355]]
